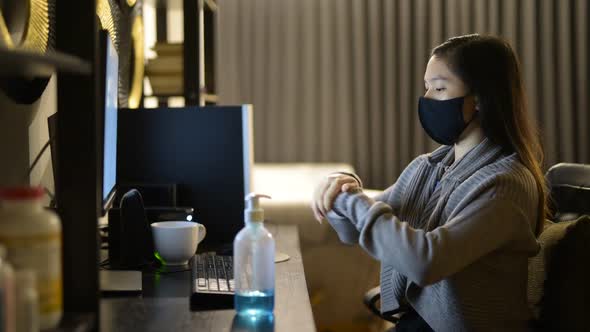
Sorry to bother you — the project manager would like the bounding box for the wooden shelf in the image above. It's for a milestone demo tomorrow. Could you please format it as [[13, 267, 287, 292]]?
[[145, 93, 217, 102], [203, 93, 218, 103]]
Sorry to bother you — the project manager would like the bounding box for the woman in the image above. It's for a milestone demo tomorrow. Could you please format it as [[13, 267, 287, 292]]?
[[311, 34, 546, 331]]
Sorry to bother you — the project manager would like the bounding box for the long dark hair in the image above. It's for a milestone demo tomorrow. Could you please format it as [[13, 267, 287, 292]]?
[[432, 34, 547, 236]]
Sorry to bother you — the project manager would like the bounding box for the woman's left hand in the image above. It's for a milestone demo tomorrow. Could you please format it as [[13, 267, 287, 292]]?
[[311, 174, 360, 223]]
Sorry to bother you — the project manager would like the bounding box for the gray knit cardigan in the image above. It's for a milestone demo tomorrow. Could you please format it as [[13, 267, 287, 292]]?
[[327, 138, 540, 331]]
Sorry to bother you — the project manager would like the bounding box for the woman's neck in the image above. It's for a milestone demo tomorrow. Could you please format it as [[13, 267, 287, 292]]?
[[454, 120, 485, 162]]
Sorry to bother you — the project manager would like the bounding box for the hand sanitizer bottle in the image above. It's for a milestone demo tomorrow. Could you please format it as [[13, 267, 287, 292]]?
[[234, 193, 274, 316]]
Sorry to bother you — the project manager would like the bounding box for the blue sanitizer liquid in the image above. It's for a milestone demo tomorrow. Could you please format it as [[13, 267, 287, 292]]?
[[235, 290, 275, 316]]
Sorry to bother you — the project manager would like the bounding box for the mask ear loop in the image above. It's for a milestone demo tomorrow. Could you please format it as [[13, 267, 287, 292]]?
[[464, 94, 479, 125], [465, 109, 479, 125]]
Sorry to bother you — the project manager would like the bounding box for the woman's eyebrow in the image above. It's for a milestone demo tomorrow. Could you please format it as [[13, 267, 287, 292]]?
[[424, 75, 449, 83]]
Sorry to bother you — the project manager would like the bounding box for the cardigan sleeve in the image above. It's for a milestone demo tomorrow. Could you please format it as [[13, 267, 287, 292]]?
[[330, 188, 540, 287], [325, 182, 403, 245], [325, 156, 424, 245]]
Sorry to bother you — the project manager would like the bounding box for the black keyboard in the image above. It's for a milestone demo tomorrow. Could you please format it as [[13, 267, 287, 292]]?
[[190, 253, 234, 309]]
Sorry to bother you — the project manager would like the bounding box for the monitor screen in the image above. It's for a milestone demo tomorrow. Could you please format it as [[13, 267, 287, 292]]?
[[102, 33, 118, 211], [117, 106, 253, 249]]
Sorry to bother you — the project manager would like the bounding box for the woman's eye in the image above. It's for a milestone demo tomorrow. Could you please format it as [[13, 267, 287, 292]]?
[[435, 87, 446, 92]]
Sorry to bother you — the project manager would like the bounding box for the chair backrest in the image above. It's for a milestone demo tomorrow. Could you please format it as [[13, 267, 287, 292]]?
[[527, 163, 590, 330], [545, 163, 590, 221], [528, 216, 590, 331]]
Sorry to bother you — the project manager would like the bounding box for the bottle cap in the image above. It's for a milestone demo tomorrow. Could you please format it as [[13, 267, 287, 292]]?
[[245, 193, 271, 223], [0, 187, 44, 201]]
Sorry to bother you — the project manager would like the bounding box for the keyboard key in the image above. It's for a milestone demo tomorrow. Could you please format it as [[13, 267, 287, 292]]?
[[192, 253, 234, 294], [218, 278, 229, 291], [228, 279, 235, 291], [208, 278, 218, 291]]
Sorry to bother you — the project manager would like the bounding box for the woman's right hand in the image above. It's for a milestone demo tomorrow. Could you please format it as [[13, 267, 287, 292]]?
[[311, 174, 361, 223]]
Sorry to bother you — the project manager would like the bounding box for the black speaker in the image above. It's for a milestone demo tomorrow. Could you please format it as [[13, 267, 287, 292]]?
[[108, 189, 155, 269]]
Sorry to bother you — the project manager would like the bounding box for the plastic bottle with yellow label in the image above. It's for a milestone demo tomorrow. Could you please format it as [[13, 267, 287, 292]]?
[[0, 187, 62, 330]]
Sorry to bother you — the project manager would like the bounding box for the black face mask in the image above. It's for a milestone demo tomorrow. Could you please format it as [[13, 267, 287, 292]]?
[[418, 96, 475, 145]]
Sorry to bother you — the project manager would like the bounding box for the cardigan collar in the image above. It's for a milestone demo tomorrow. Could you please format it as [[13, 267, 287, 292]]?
[[426, 137, 504, 183]]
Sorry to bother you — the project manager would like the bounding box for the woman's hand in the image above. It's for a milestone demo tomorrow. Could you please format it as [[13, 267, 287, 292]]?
[[311, 174, 361, 223]]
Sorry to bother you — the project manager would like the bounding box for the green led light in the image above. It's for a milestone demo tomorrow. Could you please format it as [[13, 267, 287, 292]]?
[[154, 251, 166, 265]]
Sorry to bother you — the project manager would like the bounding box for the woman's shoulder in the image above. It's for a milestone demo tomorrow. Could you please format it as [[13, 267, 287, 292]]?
[[483, 153, 536, 185], [445, 154, 538, 222], [400, 153, 430, 176], [464, 153, 538, 204]]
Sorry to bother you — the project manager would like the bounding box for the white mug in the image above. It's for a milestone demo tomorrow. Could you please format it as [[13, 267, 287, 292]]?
[[151, 221, 207, 266]]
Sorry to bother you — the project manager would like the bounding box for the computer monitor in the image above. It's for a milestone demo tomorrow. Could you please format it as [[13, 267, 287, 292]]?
[[99, 30, 119, 214], [117, 105, 253, 249]]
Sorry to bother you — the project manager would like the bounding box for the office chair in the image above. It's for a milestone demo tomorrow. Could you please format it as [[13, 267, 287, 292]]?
[[363, 163, 590, 329], [545, 163, 590, 222], [527, 215, 590, 331]]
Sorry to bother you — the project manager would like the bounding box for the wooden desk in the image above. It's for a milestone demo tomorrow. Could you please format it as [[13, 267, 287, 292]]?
[[100, 224, 316, 332]]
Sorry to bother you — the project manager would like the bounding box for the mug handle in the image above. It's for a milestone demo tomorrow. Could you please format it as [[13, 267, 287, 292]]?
[[197, 224, 207, 243]]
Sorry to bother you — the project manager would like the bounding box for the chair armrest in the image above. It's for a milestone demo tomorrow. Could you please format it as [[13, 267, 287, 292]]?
[[363, 286, 404, 323], [364, 286, 384, 318]]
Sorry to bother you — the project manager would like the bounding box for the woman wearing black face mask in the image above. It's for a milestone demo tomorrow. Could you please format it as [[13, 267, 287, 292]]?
[[311, 34, 547, 332]]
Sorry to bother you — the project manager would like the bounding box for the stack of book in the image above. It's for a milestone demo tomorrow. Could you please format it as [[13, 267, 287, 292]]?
[[145, 43, 183, 96]]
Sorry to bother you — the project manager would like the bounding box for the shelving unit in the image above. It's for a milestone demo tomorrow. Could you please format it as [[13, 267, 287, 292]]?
[[145, 0, 217, 106], [0, 10, 95, 332], [55, 0, 101, 330]]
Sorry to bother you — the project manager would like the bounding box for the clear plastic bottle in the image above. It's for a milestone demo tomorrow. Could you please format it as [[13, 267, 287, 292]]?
[[0, 245, 16, 332], [15, 270, 39, 332], [233, 193, 275, 316], [0, 187, 62, 330]]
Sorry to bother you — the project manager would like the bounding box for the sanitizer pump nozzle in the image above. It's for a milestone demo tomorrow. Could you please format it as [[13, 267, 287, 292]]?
[[245, 193, 271, 224]]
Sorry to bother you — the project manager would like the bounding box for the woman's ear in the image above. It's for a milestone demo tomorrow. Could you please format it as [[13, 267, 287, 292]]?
[[474, 96, 480, 110], [462, 95, 478, 123]]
